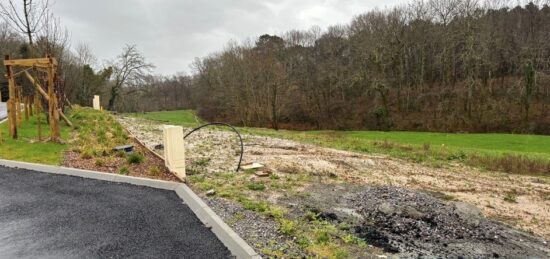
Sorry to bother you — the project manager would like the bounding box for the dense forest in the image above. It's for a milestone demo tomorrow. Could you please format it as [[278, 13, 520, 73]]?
[[1, 0, 549, 134], [191, 1, 550, 133]]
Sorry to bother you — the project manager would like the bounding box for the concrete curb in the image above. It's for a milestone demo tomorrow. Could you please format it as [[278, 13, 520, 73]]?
[[0, 159, 260, 259]]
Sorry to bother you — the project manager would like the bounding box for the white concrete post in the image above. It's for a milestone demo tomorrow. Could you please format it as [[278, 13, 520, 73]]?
[[93, 95, 100, 110], [163, 125, 186, 180]]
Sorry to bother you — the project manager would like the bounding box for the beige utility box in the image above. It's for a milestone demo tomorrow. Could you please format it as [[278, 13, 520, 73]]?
[[163, 125, 186, 180], [93, 95, 100, 110]]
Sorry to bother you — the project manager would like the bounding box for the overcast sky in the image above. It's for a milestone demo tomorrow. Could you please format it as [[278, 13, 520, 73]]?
[[54, 0, 409, 75]]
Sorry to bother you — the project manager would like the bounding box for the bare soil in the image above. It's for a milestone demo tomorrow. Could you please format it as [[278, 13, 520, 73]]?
[[63, 137, 179, 182], [116, 116, 550, 257]]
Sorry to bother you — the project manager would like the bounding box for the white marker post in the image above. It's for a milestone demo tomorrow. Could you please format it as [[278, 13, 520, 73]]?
[[93, 95, 100, 110], [163, 125, 186, 180]]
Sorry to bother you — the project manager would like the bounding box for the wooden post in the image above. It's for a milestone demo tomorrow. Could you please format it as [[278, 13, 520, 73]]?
[[16, 86, 22, 127], [4, 55, 17, 139], [29, 95, 33, 116], [24, 96, 30, 121], [34, 91, 42, 141], [47, 55, 60, 142]]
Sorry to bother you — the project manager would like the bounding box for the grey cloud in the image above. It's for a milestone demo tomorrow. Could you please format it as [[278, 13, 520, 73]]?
[[54, 0, 408, 74]]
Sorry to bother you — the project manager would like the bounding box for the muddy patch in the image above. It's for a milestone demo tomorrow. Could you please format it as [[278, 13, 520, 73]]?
[[281, 184, 550, 258]]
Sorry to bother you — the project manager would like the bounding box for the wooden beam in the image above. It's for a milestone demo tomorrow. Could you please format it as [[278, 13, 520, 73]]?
[[58, 109, 73, 127], [3, 57, 57, 68], [23, 70, 49, 101]]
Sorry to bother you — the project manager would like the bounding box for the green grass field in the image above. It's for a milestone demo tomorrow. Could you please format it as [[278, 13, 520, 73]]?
[[270, 130, 550, 159], [127, 110, 201, 127], [0, 114, 70, 165], [127, 110, 550, 175]]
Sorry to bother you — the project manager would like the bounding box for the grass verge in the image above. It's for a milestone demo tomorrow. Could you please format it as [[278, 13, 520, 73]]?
[[126, 109, 201, 127], [0, 112, 70, 165]]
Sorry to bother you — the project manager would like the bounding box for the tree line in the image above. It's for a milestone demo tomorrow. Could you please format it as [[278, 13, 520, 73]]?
[[1, 0, 549, 134], [191, 0, 550, 134]]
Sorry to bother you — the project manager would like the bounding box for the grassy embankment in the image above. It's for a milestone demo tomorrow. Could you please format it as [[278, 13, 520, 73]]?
[[127, 109, 550, 175], [0, 107, 130, 166]]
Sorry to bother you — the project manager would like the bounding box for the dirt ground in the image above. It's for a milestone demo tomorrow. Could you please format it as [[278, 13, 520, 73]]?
[[116, 116, 550, 253], [63, 136, 180, 182]]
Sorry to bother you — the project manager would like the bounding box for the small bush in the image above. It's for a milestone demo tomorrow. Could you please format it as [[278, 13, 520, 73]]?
[[148, 166, 160, 176], [447, 151, 467, 161], [95, 159, 105, 167], [127, 153, 144, 164], [119, 166, 129, 175], [279, 219, 295, 235], [80, 150, 93, 159], [240, 199, 269, 213], [315, 230, 330, 244], [246, 182, 266, 191]]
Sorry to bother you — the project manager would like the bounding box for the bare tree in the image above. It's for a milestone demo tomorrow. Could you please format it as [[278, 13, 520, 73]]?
[[75, 43, 97, 67], [108, 44, 154, 110], [0, 0, 50, 47]]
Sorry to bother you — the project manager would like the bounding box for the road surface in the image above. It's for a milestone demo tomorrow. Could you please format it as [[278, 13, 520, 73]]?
[[0, 102, 6, 121], [0, 166, 232, 258]]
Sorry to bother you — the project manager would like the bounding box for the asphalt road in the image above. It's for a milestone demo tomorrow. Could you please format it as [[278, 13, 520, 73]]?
[[0, 166, 232, 258], [0, 102, 6, 121]]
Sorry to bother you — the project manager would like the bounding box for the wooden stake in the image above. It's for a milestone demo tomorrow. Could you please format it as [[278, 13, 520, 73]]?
[[16, 86, 22, 127], [47, 56, 60, 142], [34, 91, 41, 141], [24, 96, 30, 121], [29, 95, 33, 115], [4, 55, 17, 139]]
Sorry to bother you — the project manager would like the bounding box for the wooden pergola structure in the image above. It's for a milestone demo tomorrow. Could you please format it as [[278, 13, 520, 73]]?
[[3, 55, 72, 142]]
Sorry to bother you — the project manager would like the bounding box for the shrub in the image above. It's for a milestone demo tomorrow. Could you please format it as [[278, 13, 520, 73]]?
[[119, 166, 129, 175], [127, 153, 144, 164], [279, 219, 295, 235], [95, 159, 105, 167], [80, 150, 93, 159], [148, 166, 160, 176], [246, 182, 266, 191]]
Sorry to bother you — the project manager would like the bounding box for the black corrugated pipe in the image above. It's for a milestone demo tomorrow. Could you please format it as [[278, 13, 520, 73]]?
[[183, 122, 244, 172]]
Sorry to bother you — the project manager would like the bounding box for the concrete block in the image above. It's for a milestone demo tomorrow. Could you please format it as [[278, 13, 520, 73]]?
[[93, 95, 100, 110], [163, 125, 186, 180]]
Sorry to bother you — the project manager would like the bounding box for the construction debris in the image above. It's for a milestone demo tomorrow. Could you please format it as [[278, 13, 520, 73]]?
[[241, 162, 264, 170], [112, 144, 134, 153]]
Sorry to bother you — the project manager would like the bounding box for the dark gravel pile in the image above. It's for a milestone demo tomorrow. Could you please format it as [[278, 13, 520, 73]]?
[[349, 186, 550, 258], [203, 197, 307, 258]]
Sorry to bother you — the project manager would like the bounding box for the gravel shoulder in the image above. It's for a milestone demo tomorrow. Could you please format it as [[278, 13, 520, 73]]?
[[117, 115, 550, 257]]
